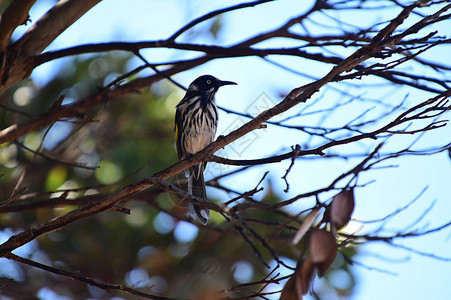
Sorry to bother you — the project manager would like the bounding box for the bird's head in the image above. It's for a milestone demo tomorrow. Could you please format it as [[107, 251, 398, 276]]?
[[188, 75, 237, 94]]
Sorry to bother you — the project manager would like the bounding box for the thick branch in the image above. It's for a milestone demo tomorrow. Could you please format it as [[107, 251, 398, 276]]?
[[36, 42, 344, 67], [0, 0, 102, 93], [0, 0, 36, 51], [14, 0, 102, 56]]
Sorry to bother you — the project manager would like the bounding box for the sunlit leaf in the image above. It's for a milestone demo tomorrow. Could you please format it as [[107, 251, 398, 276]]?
[[95, 160, 123, 185], [45, 166, 68, 191]]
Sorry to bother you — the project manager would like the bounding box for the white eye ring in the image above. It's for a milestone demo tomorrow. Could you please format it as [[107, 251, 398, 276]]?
[[206, 80, 211, 84]]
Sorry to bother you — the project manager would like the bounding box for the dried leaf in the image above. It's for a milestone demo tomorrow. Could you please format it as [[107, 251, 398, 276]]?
[[280, 275, 299, 300], [330, 188, 355, 230], [281, 256, 317, 300], [309, 229, 337, 276], [298, 256, 315, 295], [292, 207, 322, 245]]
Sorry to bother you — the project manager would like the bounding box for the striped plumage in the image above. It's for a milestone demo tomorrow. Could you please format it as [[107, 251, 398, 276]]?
[[175, 75, 237, 224]]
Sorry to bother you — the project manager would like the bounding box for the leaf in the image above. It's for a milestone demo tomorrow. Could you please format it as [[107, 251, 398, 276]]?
[[330, 188, 355, 230], [309, 229, 337, 276], [298, 256, 315, 295], [292, 207, 322, 245], [280, 275, 298, 300], [280, 256, 316, 300]]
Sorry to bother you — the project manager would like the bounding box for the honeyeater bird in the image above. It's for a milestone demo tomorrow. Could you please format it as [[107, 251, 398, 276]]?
[[175, 75, 237, 224]]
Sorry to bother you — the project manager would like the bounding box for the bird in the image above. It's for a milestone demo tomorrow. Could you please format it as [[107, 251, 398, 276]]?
[[175, 75, 237, 224]]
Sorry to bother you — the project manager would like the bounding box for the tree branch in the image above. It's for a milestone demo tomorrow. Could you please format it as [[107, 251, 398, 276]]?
[[4, 253, 180, 300], [0, 0, 102, 93], [168, 0, 276, 41], [0, 0, 36, 51]]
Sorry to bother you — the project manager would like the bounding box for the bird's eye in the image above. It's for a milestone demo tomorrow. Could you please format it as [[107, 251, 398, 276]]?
[[206, 80, 211, 84]]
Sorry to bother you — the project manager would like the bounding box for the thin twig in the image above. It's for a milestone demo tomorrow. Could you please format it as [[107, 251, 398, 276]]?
[[5, 253, 180, 300]]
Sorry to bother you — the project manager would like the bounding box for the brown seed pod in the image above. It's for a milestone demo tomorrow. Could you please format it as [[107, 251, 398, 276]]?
[[309, 229, 337, 276], [330, 188, 355, 230]]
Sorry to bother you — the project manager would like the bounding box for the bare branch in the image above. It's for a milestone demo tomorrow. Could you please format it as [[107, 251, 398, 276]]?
[[5, 253, 179, 300], [168, 0, 276, 41]]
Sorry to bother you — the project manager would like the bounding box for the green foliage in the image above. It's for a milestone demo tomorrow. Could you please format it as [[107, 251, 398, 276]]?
[[0, 52, 181, 297]]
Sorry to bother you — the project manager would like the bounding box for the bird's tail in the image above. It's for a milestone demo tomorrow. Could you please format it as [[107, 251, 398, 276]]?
[[188, 164, 210, 225]]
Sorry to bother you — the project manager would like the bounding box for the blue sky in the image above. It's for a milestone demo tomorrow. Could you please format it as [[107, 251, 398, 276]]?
[[7, 0, 451, 299]]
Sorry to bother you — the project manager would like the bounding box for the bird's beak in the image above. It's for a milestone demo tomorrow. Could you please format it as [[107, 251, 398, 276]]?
[[218, 79, 237, 86]]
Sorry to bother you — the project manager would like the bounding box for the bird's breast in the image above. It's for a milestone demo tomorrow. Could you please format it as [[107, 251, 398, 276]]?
[[178, 100, 218, 154]]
